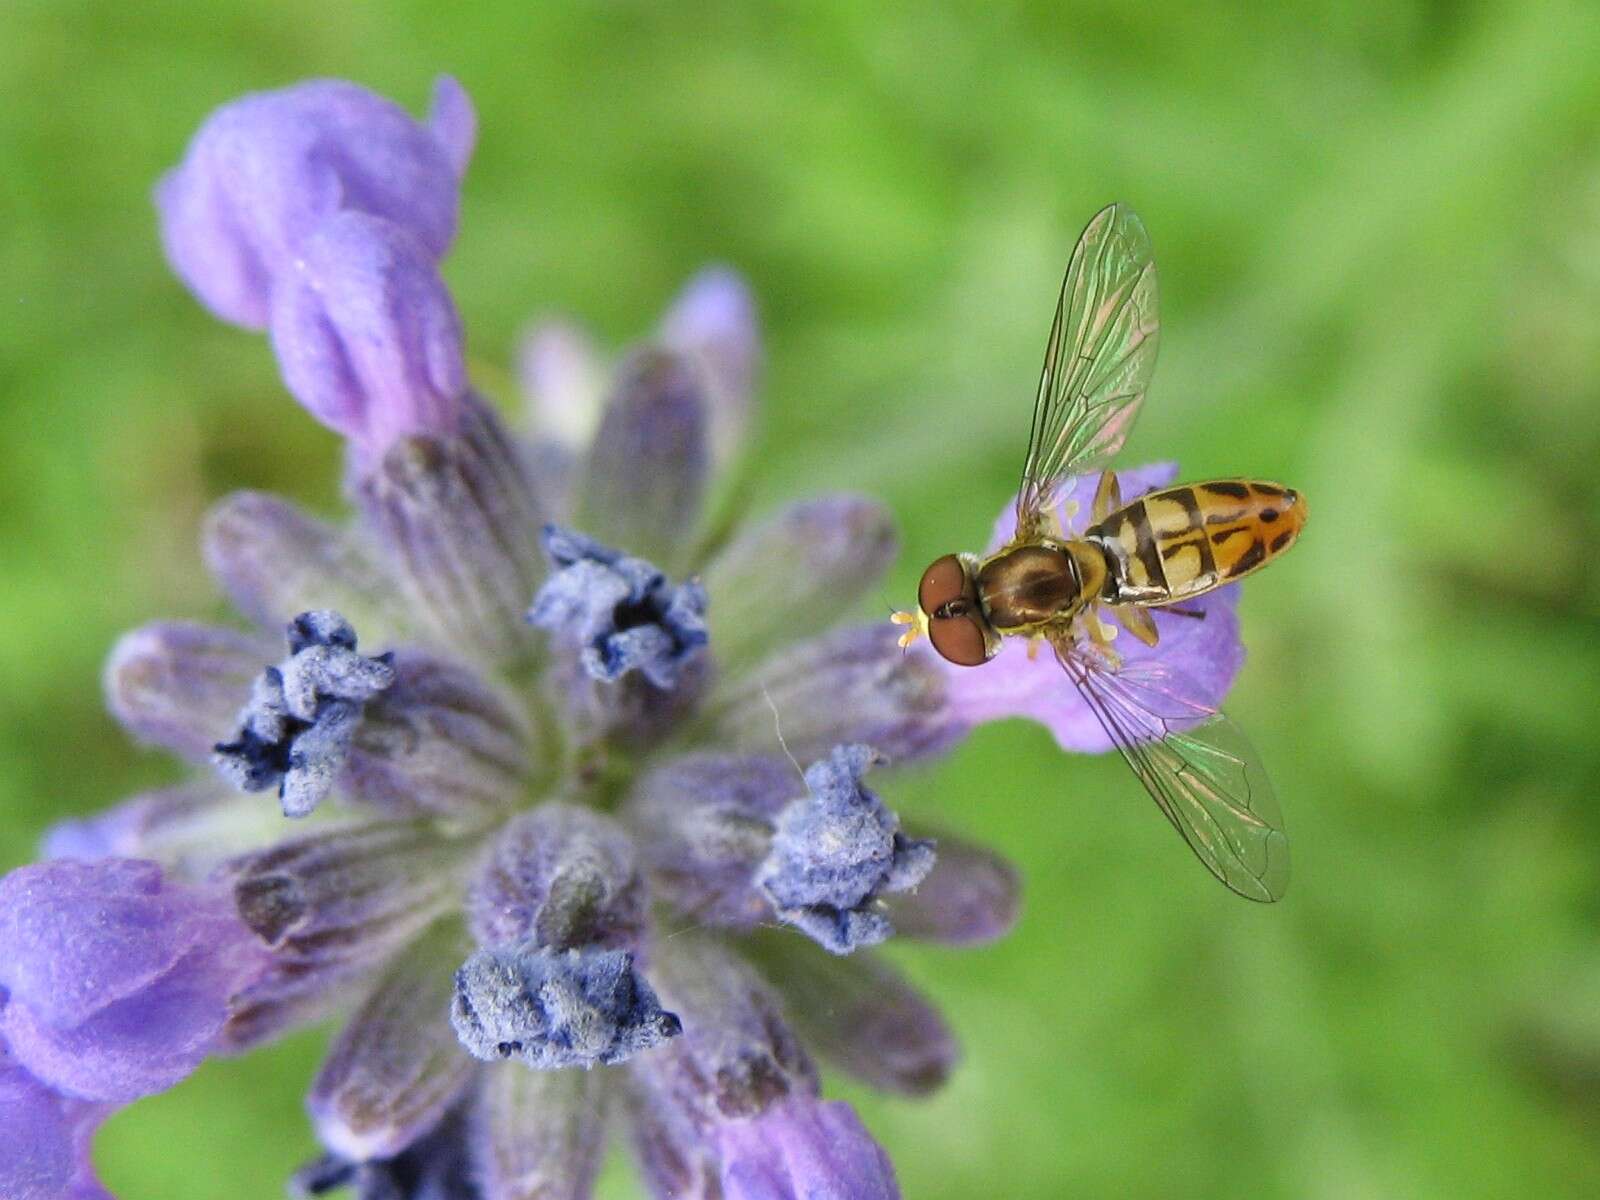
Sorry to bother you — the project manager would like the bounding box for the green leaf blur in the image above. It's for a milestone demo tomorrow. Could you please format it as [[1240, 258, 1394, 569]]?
[[3, 3, 1599, 1197]]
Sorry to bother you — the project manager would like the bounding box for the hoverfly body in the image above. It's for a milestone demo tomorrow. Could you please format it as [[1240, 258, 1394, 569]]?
[[892, 204, 1306, 902]]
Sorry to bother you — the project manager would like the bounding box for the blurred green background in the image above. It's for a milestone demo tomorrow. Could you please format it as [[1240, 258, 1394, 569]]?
[[4, 2, 1600, 1197]]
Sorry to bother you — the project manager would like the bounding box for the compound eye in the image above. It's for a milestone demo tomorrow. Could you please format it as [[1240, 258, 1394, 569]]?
[[918, 554, 970, 616], [927, 611, 991, 667]]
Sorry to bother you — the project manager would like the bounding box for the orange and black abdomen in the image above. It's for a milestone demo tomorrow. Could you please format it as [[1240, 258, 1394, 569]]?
[[1087, 480, 1308, 605]]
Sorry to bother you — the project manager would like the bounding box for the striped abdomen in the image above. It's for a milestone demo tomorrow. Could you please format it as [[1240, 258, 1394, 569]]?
[[1086, 480, 1308, 605]]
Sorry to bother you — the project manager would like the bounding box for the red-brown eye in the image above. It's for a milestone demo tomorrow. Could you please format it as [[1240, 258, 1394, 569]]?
[[918, 554, 969, 615], [927, 611, 991, 667]]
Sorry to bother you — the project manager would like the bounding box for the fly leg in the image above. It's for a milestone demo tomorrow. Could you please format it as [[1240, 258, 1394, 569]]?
[[1078, 604, 1122, 668], [1090, 469, 1123, 524], [1111, 604, 1160, 647]]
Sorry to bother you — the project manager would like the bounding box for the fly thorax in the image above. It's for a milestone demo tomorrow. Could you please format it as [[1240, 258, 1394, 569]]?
[[976, 544, 1082, 631]]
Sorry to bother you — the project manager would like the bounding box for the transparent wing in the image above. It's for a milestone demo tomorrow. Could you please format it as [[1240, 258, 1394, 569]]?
[[1048, 629, 1289, 902], [1016, 205, 1160, 540]]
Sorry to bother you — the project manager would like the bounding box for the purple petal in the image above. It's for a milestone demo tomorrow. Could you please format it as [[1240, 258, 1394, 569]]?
[[0, 859, 267, 1102], [930, 463, 1245, 752], [270, 211, 466, 460], [426, 76, 477, 179], [0, 1051, 112, 1200], [716, 1099, 899, 1200], [931, 586, 1243, 753], [156, 76, 472, 329]]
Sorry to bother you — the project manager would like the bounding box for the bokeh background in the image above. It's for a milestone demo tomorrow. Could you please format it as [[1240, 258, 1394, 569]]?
[[5, 2, 1600, 1196]]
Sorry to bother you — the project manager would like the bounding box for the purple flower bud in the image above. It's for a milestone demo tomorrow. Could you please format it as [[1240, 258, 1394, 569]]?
[[346, 650, 536, 821], [308, 924, 475, 1161], [270, 211, 468, 460], [354, 395, 549, 663], [451, 944, 681, 1070], [628, 753, 798, 931], [0, 1048, 111, 1200], [42, 780, 284, 878], [156, 76, 473, 330], [213, 610, 396, 817], [0, 858, 268, 1103], [928, 463, 1245, 752], [703, 495, 898, 672], [701, 624, 962, 764], [715, 1098, 899, 1200], [658, 267, 761, 468], [518, 319, 608, 455], [528, 525, 708, 691], [44, 780, 223, 862], [221, 822, 466, 1051], [472, 1063, 605, 1200], [203, 490, 400, 635], [641, 933, 816, 1123], [575, 349, 709, 571], [749, 937, 957, 1098], [467, 804, 647, 952], [882, 831, 1020, 946], [104, 621, 269, 761], [754, 745, 934, 954]]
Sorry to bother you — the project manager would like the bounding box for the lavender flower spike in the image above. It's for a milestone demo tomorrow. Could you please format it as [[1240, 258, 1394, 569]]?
[[213, 610, 396, 817], [528, 525, 708, 690], [755, 745, 935, 955], [83, 74, 1035, 1196]]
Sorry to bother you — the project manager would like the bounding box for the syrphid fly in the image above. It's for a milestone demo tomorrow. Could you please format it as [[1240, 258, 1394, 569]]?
[[894, 204, 1307, 902]]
